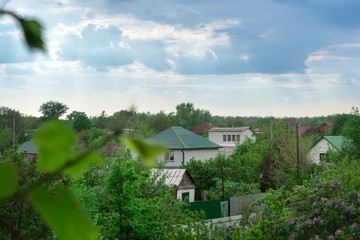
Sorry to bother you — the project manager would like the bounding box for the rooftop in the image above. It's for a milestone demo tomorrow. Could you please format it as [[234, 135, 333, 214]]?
[[148, 127, 221, 150], [208, 127, 251, 133]]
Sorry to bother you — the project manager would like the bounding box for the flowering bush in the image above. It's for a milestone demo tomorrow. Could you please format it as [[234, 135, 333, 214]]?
[[276, 180, 360, 239]]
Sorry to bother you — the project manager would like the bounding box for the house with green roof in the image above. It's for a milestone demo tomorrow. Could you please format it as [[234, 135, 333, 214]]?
[[148, 127, 222, 168], [17, 140, 38, 161], [308, 136, 345, 163]]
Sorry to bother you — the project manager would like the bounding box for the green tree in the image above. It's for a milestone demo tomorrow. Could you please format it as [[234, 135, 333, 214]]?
[[39, 101, 69, 120], [67, 111, 85, 121], [73, 114, 92, 132], [331, 113, 351, 135], [149, 111, 171, 132]]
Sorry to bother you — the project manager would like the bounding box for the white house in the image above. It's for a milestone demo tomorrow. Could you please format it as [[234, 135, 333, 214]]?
[[208, 127, 255, 156], [147, 127, 222, 168], [151, 169, 197, 202], [308, 136, 345, 163]]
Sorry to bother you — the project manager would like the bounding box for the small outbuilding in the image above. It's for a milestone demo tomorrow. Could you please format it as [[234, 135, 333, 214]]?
[[151, 168, 197, 202], [103, 142, 122, 158], [17, 140, 38, 161], [308, 136, 345, 163]]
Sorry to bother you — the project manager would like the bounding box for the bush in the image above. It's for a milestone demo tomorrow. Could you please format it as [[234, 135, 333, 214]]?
[[276, 180, 360, 239]]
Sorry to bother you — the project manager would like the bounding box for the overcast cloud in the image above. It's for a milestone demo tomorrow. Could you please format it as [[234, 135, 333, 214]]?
[[1, 0, 360, 117]]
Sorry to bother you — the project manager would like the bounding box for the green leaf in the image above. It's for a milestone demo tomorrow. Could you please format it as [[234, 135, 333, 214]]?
[[63, 152, 101, 177], [123, 137, 166, 167], [35, 121, 75, 173], [0, 162, 18, 199], [30, 185, 98, 240], [19, 18, 45, 50]]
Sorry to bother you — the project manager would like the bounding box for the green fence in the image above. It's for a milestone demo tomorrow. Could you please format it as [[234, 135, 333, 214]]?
[[189, 200, 221, 220]]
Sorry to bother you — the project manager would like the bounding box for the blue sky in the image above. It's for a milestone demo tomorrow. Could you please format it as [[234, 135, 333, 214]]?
[[1, 0, 360, 117]]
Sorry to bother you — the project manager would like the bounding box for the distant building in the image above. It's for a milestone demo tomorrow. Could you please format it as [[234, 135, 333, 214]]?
[[148, 127, 222, 168], [191, 122, 217, 136], [17, 140, 38, 161], [208, 127, 255, 156], [103, 142, 122, 158], [298, 126, 313, 134], [316, 122, 333, 133], [151, 168, 197, 202], [308, 136, 345, 163]]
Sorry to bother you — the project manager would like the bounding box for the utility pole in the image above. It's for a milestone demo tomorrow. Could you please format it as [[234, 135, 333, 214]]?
[[12, 115, 15, 147], [220, 156, 225, 200], [296, 123, 300, 182], [270, 118, 273, 153]]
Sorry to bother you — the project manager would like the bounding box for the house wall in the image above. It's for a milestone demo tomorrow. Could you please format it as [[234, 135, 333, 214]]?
[[209, 129, 254, 145], [164, 149, 219, 168], [208, 129, 254, 156], [177, 189, 195, 202], [308, 139, 336, 164]]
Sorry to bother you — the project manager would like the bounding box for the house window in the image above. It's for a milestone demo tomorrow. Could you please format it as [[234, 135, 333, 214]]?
[[182, 192, 190, 202], [166, 151, 174, 162], [319, 153, 326, 161], [232, 135, 235, 141], [237, 135, 240, 141], [228, 135, 231, 141], [223, 135, 227, 142]]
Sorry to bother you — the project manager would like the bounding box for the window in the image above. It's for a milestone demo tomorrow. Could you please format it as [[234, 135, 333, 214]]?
[[166, 151, 174, 162], [237, 135, 240, 141], [228, 135, 231, 141], [320, 153, 326, 161], [182, 192, 190, 202], [232, 135, 235, 141], [223, 135, 227, 142]]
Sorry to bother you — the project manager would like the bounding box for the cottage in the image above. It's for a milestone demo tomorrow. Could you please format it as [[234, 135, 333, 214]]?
[[102, 142, 122, 158], [148, 127, 221, 168], [17, 140, 38, 161], [208, 127, 255, 156], [308, 136, 345, 163], [151, 168, 197, 202], [316, 122, 333, 133]]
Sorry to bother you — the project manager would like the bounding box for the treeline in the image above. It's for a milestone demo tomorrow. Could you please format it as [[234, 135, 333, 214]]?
[[0, 101, 349, 153]]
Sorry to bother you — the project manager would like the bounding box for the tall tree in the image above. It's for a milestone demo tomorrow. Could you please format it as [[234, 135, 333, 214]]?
[[39, 101, 68, 120], [73, 114, 92, 132]]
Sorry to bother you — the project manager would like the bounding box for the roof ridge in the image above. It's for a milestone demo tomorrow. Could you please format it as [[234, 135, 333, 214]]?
[[172, 127, 188, 149]]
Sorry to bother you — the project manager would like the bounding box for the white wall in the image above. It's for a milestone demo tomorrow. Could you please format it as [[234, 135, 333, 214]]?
[[308, 139, 336, 164], [208, 129, 255, 157], [208, 129, 254, 145], [177, 189, 195, 202], [164, 148, 219, 167]]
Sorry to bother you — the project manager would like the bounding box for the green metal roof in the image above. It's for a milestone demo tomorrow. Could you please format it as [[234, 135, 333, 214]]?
[[323, 136, 346, 150], [17, 140, 38, 153], [148, 127, 221, 150], [312, 136, 346, 150]]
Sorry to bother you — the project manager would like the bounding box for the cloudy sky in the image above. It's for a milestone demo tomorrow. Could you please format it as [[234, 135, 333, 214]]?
[[1, 0, 360, 117]]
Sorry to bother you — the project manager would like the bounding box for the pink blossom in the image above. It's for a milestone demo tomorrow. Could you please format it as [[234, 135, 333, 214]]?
[[335, 229, 341, 236], [353, 222, 358, 229]]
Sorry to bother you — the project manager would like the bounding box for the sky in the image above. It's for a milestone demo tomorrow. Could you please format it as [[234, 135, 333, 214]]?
[[1, 0, 360, 118]]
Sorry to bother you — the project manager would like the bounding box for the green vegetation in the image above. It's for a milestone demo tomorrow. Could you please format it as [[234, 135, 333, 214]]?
[[2, 5, 360, 238]]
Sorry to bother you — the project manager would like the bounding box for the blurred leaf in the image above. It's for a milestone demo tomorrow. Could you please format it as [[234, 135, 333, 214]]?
[[30, 185, 98, 240], [35, 121, 75, 173], [123, 137, 166, 167], [19, 18, 45, 50], [63, 152, 101, 177], [0, 162, 18, 199]]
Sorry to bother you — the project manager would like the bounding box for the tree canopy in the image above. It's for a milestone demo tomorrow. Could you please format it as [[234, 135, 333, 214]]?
[[39, 101, 68, 120]]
